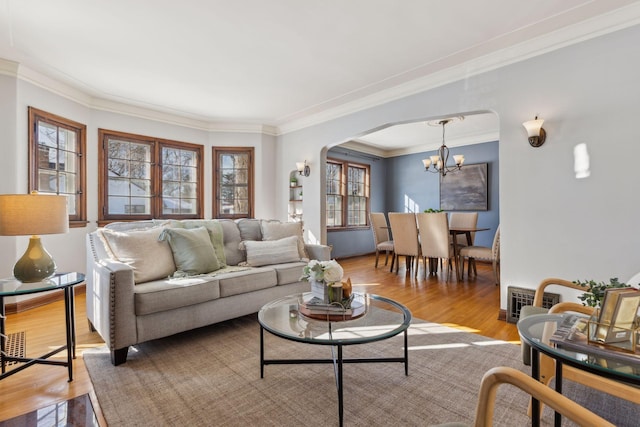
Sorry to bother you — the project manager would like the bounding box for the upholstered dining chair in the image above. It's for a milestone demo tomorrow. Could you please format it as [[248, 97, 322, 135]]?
[[458, 225, 500, 285], [430, 366, 615, 427], [416, 212, 455, 281], [449, 212, 478, 247], [369, 212, 394, 269], [387, 212, 420, 277]]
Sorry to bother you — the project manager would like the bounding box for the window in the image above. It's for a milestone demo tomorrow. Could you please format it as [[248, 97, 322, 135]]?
[[212, 147, 254, 219], [28, 107, 87, 227], [98, 129, 203, 224], [326, 159, 370, 229]]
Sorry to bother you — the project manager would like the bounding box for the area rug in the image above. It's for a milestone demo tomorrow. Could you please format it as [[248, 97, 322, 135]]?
[[83, 315, 636, 426]]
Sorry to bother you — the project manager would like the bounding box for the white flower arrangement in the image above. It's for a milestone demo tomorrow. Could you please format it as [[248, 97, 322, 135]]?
[[300, 259, 344, 284]]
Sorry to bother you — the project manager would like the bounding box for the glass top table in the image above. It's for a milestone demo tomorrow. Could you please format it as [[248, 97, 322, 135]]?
[[0, 272, 85, 382], [258, 293, 412, 427], [518, 313, 640, 426]]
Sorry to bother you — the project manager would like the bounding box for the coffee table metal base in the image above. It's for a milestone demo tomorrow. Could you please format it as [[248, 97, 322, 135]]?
[[260, 325, 409, 427]]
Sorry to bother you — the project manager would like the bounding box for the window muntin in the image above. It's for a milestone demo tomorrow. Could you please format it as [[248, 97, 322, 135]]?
[[326, 159, 370, 229], [29, 107, 87, 226], [99, 129, 203, 223], [213, 147, 254, 219]]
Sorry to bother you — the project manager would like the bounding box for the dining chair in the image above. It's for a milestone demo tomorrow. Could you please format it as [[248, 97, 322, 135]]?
[[369, 212, 394, 269], [459, 225, 500, 285], [416, 212, 455, 281], [387, 212, 420, 277], [448, 212, 478, 247]]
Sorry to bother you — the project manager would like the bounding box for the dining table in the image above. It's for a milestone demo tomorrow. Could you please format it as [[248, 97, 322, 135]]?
[[381, 223, 489, 280]]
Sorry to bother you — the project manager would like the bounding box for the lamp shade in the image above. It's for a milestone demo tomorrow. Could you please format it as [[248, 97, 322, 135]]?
[[0, 193, 69, 236], [522, 118, 544, 137]]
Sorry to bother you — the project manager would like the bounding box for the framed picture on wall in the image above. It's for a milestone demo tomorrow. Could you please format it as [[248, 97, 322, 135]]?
[[440, 163, 488, 211]]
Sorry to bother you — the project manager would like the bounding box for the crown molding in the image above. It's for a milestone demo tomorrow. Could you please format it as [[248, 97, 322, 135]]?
[[346, 130, 499, 158], [0, 58, 19, 76], [278, 3, 640, 135]]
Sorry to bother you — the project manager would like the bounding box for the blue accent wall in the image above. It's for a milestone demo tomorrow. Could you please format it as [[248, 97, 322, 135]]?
[[386, 141, 499, 248], [327, 141, 499, 257]]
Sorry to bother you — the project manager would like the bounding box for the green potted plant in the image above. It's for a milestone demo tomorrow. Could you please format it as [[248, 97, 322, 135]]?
[[423, 208, 443, 213], [574, 277, 630, 308], [290, 176, 298, 187]]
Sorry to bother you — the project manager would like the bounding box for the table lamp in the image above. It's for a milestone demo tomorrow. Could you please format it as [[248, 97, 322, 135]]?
[[0, 192, 69, 282]]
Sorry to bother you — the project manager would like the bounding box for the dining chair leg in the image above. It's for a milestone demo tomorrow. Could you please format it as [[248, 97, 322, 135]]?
[[390, 252, 395, 272], [384, 251, 390, 266], [375, 250, 380, 268]]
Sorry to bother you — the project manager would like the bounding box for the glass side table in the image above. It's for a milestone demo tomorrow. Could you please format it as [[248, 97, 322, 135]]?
[[0, 272, 85, 382], [518, 313, 640, 427]]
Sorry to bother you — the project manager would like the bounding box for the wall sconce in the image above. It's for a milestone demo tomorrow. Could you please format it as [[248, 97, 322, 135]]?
[[296, 160, 310, 177], [522, 116, 546, 147]]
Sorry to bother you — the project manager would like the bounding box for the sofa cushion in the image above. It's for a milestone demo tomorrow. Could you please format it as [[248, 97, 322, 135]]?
[[99, 226, 176, 284], [211, 219, 242, 266], [243, 236, 301, 267], [134, 276, 221, 315], [271, 261, 307, 285], [169, 219, 227, 267], [260, 221, 308, 259], [159, 227, 221, 275], [236, 218, 263, 241], [216, 267, 278, 297]]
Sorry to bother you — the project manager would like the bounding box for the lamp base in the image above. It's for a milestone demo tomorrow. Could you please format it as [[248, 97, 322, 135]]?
[[13, 235, 57, 283]]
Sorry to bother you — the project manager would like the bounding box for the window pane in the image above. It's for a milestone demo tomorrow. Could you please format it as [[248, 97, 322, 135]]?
[[214, 149, 252, 218], [160, 146, 200, 217]]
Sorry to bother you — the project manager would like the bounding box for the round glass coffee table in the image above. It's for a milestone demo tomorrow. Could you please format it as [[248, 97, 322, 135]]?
[[258, 292, 411, 427]]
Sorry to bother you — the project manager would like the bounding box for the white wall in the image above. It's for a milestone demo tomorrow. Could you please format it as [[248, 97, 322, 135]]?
[[278, 24, 640, 308]]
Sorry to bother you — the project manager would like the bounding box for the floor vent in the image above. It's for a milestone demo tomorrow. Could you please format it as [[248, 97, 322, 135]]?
[[4, 331, 26, 365], [506, 287, 559, 324]]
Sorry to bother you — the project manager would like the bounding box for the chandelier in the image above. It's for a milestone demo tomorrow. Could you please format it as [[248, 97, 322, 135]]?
[[421, 117, 465, 177]]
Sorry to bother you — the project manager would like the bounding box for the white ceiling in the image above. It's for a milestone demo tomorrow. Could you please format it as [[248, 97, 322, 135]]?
[[1, 0, 639, 146]]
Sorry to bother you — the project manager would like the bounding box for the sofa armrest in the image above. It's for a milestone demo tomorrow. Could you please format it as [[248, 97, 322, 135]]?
[[305, 244, 332, 261], [86, 233, 138, 351]]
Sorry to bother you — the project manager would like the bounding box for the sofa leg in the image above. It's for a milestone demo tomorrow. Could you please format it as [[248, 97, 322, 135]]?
[[111, 347, 129, 366]]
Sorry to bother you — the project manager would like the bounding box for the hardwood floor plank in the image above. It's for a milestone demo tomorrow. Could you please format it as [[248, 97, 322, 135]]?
[[0, 254, 518, 424]]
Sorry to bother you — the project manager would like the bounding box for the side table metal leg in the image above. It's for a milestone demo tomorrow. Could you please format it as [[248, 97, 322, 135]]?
[[530, 347, 541, 427], [64, 288, 73, 382], [260, 326, 264, 379], [337, 345, 343, 427], [69, 287, 76, 358], [554, 360, 563, 427]]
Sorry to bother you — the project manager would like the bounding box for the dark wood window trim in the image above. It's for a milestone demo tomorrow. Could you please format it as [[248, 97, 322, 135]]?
[[326, 158, 370, 231], [212, 147, 254, 219], [98, 129, 204, 225], [28, 107, 87, 228]]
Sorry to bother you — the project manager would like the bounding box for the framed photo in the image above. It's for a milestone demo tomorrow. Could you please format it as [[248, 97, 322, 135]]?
[[440, 163, 488, 211]]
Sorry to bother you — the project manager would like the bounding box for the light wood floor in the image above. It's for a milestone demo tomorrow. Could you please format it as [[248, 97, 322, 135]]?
[[0, 254, 519, 423]]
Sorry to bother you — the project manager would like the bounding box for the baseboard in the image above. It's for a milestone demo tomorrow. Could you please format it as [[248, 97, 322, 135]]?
[[5, 283, 86, 315], [497, 308, 507, 321]]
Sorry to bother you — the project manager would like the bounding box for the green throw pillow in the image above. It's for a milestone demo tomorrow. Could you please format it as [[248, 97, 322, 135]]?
[[159, 227, 221, 275], [171, 220, 227, 267]]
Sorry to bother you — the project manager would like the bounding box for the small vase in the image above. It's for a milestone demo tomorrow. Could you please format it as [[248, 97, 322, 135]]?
[[328, 283, 343, 303]]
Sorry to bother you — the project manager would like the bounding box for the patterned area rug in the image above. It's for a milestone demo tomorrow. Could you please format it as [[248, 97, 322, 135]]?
[[83, 314, 636, 426]]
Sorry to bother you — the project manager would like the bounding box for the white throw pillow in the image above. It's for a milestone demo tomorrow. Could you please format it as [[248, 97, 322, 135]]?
[[99, 226, 176, 283], [243, 235, 301, 267], [260, 221, 308, 259]]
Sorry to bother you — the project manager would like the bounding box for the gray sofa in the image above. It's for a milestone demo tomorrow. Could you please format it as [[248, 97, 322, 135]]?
[[86, 218, 331, 365]]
